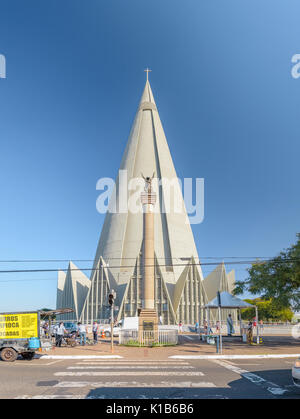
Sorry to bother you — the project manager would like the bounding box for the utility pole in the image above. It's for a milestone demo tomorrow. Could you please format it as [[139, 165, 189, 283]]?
[[217, 291, 223, 354], [108, 290, 116, 353]]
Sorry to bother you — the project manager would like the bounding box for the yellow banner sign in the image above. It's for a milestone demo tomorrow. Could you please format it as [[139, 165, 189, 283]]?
[[0, 312, 38, 339]]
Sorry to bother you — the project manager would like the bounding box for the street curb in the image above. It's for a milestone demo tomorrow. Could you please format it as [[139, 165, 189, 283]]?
[[39, 355, 123, 359], [169, 354, 300, 360]]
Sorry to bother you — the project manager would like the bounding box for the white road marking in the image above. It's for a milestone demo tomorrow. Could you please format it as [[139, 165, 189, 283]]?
[[16, 395, 86, 399], [67, 365, 194, 370], [78, 360, 188, 363], [40, 355, 123, 359], [77, 359, 189, 365], [54, 371, 205, 377], [76, 362, 190, 365], [170, 354, 300, 360], [53, 380, 216, 388], [229, 363, 261, 366], [213, 360, 288, 396], [13, 361, 63, 366], [44, 360, 64, 366]]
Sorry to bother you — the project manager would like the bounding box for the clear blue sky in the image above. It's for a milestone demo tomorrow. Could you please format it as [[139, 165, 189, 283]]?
[[0, 0, 299, 311]]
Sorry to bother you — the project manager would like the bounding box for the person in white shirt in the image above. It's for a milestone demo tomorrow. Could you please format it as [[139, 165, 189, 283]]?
[[92, 322, 99, 344], [77, 322, 86, 346], [55, 322, 67, 347]]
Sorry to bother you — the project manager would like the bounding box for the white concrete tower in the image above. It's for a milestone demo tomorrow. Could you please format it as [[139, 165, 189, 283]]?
[[80, 74, 208, 324]]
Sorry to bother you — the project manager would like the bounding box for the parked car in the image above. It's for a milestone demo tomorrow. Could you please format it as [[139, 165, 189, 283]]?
[[292, 357, 300, 387], [50, 322, 78, 336], [63, 322, 78, 334], [102, 317, 139, 337]]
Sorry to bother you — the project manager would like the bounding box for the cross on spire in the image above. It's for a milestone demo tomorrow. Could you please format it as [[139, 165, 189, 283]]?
[[144, 68, 152, 82]]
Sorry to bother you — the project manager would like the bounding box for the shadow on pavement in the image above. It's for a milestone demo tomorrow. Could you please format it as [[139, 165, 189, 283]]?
[[84, 368, 300, 399], [176, 334, 300, 354]]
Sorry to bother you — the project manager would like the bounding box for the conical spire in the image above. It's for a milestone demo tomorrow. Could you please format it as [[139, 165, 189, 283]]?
[[80, 77, 207, 324], [139, 79, 156, 105], [93, 79, 201, 280]]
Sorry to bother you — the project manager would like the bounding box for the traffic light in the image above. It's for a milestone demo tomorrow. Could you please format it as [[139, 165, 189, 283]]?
[[108, 293, 114, 306], [217, 291, 221, 307], [108, 290, 116, 306]]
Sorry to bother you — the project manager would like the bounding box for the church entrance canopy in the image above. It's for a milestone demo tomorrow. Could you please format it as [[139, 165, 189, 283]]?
[[205, 291, 254, 309], [201, 291, 259, 344]]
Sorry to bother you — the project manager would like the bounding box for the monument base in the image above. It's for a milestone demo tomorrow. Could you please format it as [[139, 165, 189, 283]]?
[[138, 309, 158, 343]]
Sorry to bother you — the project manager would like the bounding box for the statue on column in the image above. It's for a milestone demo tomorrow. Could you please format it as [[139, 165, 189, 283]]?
[[142, 172, 155, 194]]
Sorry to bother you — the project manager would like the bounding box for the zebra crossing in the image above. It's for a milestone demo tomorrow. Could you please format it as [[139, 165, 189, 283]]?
[[53, 359, 214, 387], [17, 358, 216, 399], [14, 355, 300, 399]]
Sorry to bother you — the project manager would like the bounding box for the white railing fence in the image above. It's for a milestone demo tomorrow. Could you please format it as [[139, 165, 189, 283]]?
[[119, 329, 178, 346], [195, 321, 294, 336]]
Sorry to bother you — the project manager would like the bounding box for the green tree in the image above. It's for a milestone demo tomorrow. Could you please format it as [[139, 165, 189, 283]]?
[[234, 233, 300, 310], [241, 298, 294, 322]]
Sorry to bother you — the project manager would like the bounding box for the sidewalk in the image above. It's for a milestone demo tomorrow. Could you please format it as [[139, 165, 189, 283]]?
[[39, 334, 300, 360]]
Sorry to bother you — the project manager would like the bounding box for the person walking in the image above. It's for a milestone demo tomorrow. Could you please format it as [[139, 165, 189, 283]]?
[[247, 321, 253, 344], [178, 321, 183, 333], [226, 314, 235, 336], [55, 322, 66, 347], [78, 322, 87, 346], [92, 321, 99, 344], [43, 322, 49, 338]]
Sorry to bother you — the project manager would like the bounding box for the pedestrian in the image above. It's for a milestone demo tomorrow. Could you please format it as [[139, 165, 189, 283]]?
[[92, 321, 99, 344], [259, 319, 264, 332], [43, 322, 49, 338], [55, 322, 67, 347], [40, 322, 44, 338], [178, 320, 183, 333], [226, 313, 235, 336], [247, 321, 253, 344], [216, 320, 220, 333], [78, 322, 87, 346], [195, 321, 199, 333]]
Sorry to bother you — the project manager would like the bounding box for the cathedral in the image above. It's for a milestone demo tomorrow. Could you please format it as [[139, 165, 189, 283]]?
[[56, 77, 235, 324]]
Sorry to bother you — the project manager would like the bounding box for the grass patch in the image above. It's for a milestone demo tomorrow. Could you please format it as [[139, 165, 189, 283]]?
[[121, 340, 177, 347]]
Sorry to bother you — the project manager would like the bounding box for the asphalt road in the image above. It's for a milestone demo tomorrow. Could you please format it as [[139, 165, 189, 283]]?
[[0, 355, 299, 399]]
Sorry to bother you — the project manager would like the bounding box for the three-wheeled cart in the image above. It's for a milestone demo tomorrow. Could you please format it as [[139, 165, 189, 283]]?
[[0, 311, 41, 362]]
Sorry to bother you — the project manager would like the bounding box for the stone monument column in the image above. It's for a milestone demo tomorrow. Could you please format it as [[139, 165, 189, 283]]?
[[139, 175, 158, 341], [141, 175, 156, 309]]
